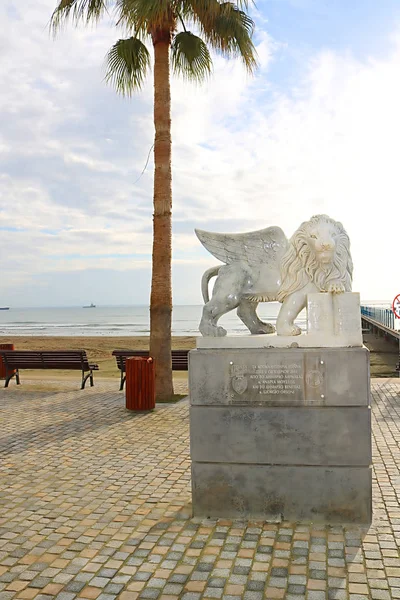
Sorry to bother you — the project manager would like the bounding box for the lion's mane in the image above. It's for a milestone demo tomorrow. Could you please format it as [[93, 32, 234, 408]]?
[[276, 214, 353, 303]]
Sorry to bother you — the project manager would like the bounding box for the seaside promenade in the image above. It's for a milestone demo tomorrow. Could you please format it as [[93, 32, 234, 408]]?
[[1, 379, 400, 600]]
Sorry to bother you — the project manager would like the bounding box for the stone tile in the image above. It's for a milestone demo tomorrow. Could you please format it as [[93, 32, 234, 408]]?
[[64, 581, 87, 593], [203, 588, 223, 598], [349, 583, 369, 594], [89, 578, 111, 589], [224, 583, 244, 594], [307, 579, 327, 592], [55, 593, 77, 600], [11, 590, 39, 600], [246, 580, 264, 591], [42, 584, 64, 595], [0, 381, 399, 600], [28, 576, 53, 588], [243, 592, 263, 600], [307, 592, 327, 600], [370, 590, 391, 600], [264, 588, 285, 599], [185, 582, 206, 593], [80, 587, 102, 598], [138, 589, 161, 599]]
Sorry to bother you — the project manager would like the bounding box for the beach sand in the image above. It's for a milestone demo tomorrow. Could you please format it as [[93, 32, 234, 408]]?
[[0, 333, 398, 381], [0, 336, 196, 380]]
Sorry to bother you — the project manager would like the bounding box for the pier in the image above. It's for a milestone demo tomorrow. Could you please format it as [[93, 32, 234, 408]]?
[[361, 305, 400, 373]]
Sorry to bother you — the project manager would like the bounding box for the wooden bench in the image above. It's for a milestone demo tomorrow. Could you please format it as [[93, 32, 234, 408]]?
[[0, 350, 99, 389], [112, 349, 189, 390]]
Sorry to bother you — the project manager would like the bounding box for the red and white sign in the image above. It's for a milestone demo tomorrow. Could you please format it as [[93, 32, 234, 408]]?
[[392, 294, 400, 319]]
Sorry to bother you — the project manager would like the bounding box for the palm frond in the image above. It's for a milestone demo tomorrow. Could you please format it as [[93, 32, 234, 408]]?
[[51, 0, 108, 32], [181, 0, 218, 28], [197, 2, 257, 73], [235, 0, 253, 8], [171, 31, 212, 81], [115, 0, 172, 31], [105, 37, 151, 95], [185, 0, 254, 27]]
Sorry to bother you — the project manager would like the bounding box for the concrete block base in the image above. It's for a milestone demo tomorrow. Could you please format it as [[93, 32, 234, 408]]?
[[192, 464, 372, 523], [189, 346, 372, 524]]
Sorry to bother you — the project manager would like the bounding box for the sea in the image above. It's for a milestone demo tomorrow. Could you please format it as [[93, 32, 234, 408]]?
[[0, 301, 390, 337]]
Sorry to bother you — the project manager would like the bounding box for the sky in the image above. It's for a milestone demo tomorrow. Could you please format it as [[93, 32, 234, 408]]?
[[1, 0, 400, 307]]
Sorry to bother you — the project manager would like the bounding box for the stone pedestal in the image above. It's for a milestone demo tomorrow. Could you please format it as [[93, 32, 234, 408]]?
[[189, 347, 372, 524]]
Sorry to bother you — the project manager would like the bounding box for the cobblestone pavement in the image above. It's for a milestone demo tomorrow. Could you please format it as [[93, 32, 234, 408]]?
[[1, 378, 400, 600]]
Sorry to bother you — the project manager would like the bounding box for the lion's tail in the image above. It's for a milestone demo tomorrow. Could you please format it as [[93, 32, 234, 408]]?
[[201, 266, 221, 303]]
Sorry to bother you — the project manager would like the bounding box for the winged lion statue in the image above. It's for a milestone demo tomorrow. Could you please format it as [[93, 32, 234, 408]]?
[[196, 214, 353, 337]]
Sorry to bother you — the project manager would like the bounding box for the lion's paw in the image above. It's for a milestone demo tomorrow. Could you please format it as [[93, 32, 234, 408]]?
[[216, 326, 227, 337], [199, 321, 227, 337], [328, 282, 345, 294], [252, 323, 275, 335], [277, 324, 302, 336]]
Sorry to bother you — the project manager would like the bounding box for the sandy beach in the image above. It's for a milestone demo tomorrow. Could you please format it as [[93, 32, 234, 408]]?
[[0, 336, 196, 380], [0, 333, 398, 381]]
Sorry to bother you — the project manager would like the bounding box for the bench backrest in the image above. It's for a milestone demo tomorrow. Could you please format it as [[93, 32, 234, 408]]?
[[112, 350, 149, 371], [171, 350, 189, 370], [0, 350, 91, 371], [112, 349, 189, 371]]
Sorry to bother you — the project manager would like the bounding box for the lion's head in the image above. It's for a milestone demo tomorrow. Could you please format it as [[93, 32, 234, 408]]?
[[276, 214, 353, 303]]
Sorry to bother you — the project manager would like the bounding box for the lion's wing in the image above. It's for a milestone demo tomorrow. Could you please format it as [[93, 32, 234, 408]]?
[[195, 226, 288, 265]]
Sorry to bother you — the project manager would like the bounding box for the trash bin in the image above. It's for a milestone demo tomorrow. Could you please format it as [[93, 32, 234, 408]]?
[[125, 356, 155, 411], [0, 344, 14, 380]]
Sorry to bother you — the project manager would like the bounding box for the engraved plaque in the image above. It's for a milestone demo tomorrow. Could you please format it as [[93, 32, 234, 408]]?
[[189, 348, 369, 406], [227, 352, 325, 405]]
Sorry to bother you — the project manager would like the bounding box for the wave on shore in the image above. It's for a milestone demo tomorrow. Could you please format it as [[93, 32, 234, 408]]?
[[0, 304, 301, 337]]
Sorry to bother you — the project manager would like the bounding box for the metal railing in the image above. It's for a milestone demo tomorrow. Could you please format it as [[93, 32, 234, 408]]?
[[361, 305, 395, 330]]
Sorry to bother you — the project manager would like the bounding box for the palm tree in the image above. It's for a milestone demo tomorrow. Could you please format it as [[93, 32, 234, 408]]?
[[51, 0, 257, 401]]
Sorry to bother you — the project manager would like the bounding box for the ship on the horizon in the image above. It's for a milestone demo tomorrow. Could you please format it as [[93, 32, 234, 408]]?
[[83, 303, 96, 308], [0, 307, 10, 310]]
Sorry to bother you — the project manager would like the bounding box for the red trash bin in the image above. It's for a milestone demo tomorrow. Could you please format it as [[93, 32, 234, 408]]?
[[125, 357, 155, 411], [0, 344, 14, 380]]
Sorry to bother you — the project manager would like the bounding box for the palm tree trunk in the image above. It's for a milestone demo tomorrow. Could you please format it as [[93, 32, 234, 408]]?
[[150, 31, 174, 401]]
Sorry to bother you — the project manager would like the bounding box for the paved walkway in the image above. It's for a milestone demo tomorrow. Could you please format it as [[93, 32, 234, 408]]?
[[0, 379, 400, 600]]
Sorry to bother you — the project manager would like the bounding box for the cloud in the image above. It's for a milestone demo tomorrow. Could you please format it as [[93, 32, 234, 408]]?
[[63, 152, 124, 173], [1, 0, 400, 306], [170, 35, 400, 301]]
